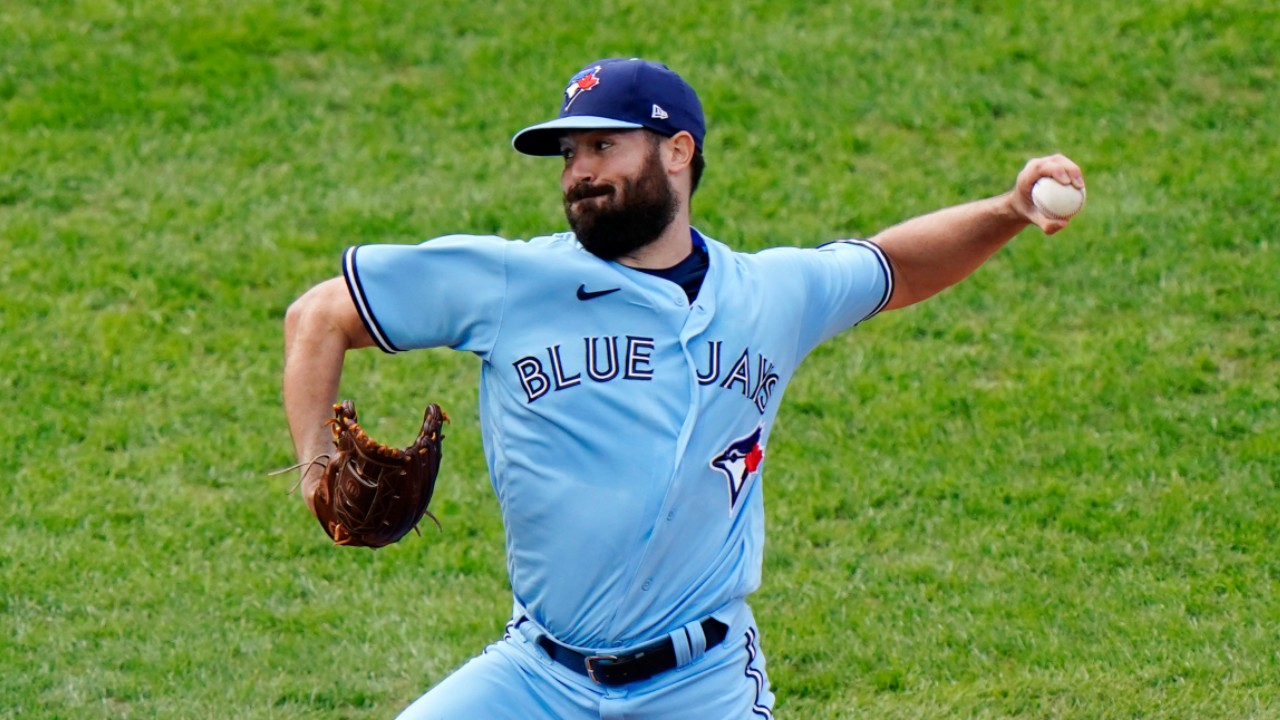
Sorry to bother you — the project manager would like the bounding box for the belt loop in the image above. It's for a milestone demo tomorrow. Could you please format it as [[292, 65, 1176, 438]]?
[[669, 618, 708, 668], [516, 616, 544, 647], [687, 618, 708, 661], [510, 598, 545, 647]]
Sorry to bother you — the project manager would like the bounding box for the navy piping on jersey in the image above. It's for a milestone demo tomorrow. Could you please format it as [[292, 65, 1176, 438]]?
[[343, 245, 403, 354], [817, 239, 895, 321], [345, 236, 891, 353]]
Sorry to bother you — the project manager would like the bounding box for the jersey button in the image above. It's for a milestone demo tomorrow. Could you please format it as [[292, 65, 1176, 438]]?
[[642, 578, 653, 591]]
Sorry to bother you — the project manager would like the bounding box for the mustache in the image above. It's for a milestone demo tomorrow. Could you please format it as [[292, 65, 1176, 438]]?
[[565, 182, 615, 204]]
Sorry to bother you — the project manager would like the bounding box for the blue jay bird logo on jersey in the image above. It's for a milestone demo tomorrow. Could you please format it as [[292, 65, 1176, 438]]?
[[710, 425, 766, 514]]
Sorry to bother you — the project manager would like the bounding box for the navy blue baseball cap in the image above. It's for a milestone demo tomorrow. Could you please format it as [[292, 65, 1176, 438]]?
[[512, 58, 705, 156]]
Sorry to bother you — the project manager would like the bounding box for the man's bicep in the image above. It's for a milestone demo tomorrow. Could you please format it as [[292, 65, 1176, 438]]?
[[778, 240, 896, 354], [874, 245, 914, 312], [344, 238, 506, 354], [313, 276, 377, 350], [815, 239, 895, 325]]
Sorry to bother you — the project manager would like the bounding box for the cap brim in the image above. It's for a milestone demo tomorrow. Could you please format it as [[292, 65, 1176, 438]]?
[[512, 116, 645, 156]]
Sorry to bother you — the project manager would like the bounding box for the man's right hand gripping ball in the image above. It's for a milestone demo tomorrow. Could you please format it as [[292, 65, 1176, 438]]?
[[312, 400, 447, 548]]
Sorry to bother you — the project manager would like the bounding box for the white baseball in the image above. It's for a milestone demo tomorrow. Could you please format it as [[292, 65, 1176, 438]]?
[[1031, 177, 1086, 219]]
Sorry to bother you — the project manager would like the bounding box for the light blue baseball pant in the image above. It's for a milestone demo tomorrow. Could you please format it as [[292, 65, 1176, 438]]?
[[395, 601, 775, 720]]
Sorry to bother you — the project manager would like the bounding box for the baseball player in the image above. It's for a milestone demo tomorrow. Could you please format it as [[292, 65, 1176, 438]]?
[[283, 58, 1084, 719]]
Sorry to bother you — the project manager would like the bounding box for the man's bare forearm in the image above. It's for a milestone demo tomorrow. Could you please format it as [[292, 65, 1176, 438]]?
[[284, 307, 347, 460], [873, 155, 1085, 311], [873, 193, 1028, 309], [282, 277, 374, 508]]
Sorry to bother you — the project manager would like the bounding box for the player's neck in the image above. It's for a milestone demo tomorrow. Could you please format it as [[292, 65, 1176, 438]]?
[[614, 214, 693, 270]]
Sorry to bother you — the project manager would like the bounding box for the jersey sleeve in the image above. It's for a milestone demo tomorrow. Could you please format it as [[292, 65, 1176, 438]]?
[[342, 234, 508, 355], [790, 239, 895, 352]]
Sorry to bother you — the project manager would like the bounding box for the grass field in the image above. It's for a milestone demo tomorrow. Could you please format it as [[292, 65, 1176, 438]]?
[[3, 1, 1277, 718]]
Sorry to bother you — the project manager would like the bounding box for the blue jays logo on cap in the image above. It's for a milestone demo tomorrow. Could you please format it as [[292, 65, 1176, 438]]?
[[710, 425, 766, 514], [563, 65, 603, 111], [512, 58, 706, 157]]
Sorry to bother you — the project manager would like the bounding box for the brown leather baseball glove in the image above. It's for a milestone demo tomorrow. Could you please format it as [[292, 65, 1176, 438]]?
[[313, 400, 447, 548]]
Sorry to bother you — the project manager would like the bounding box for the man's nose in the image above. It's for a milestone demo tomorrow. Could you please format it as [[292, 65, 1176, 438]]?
[[564, 155, 596, 187]]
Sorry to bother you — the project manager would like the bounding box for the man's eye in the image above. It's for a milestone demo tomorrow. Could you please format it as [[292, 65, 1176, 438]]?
[[595, 141, 612, 151], [560, 149, 575, 161]]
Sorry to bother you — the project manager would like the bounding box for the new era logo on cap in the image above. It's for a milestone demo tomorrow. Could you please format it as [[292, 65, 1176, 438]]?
[[512, 58, 706, 156]]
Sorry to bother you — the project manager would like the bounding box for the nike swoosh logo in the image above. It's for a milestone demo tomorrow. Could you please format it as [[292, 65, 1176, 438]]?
[[576, 284, 621, 301]]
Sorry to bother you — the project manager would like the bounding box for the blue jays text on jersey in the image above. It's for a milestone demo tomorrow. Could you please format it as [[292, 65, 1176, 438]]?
[[511, 337, 780, 413], [342, 230, 892, 651]]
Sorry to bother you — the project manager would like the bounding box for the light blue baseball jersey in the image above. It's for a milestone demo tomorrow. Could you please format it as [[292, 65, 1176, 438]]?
[[343, 230, 892, 650]]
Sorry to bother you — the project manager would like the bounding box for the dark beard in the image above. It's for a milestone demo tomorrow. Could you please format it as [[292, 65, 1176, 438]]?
[[564, 148, 678, 261]]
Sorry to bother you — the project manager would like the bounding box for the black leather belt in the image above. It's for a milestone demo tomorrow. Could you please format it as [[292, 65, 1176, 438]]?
[[534, 618, 729, 686]]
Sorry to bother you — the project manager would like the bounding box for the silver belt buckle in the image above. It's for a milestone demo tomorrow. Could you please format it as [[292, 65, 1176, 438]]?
[[584, 654, 619, 684]]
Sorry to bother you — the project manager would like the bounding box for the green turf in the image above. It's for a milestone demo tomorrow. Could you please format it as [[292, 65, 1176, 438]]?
[[3, 1, 1277, 717]]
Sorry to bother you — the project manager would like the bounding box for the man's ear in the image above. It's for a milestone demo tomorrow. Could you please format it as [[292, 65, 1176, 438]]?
[[664, 131, 696, 175]]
